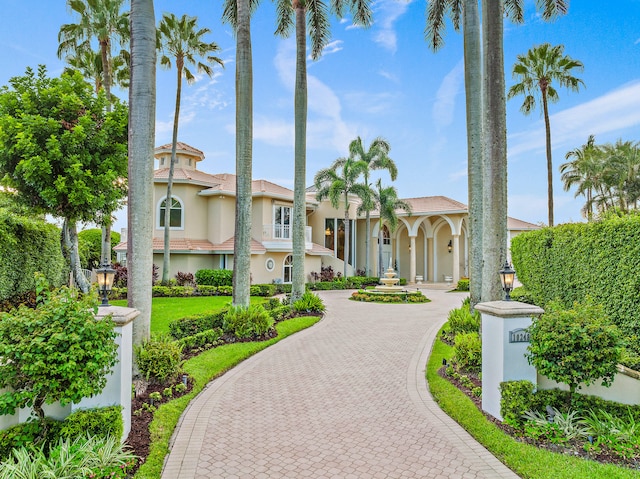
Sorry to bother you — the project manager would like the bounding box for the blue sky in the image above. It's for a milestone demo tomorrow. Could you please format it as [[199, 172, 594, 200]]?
[[2, 0, 640, 234]]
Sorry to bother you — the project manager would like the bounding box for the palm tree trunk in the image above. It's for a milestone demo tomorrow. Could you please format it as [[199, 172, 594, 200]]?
[[291, 3, 307, 303], [463, 0, 483, 308], [365, 211, 371, 276], [128, 0, 156, 347], [343, 196, 350, 278], [100, 39, 113, 268], [542, 87, 554, 226], [163, 62, 183, 284], [233, 0, 253, 307], [481, 0, 508, 302]]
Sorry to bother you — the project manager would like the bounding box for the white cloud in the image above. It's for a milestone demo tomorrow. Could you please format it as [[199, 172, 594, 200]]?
[[432, 59, 464, 128], [448, 167, 467, 182], [344, 91, 398, 115], [270, 39, 357, 152], [371, 0, 413, 53], [509, 80, 640, 157], [378, 69, 399, 83], [155, 110, 197, 135]]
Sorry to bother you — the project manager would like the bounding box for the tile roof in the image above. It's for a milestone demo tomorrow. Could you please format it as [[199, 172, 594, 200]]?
[[155, 142, 205, 158], [507, 217, 540, 230], [306, 243, 334, 256], [114, 237, 267, 254], [369, 195, 468, 216], [154, 168, 226, 188]]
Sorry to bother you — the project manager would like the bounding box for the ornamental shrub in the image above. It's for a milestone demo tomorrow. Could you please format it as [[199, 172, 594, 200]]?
[[499, 380, 535, 428], [0, 276, 117, 424], [195, 269, 233, 287], [58, 406, 123, 442], [447, 300, 480, 336], [134, 334, 183, 383], [527, 299, 622, 395], [223, 305, 274, 339], [0, 435, 136, 479], [292, 292, 325, 313], [452, 332, 482, 373], [456, 278, 470, 291]]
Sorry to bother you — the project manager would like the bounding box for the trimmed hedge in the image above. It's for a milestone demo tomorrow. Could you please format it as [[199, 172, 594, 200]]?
[[169, 311, 227, 340], [195, 269, 233, 287], [511, 214, 640, 343], [0, 211, 66, 303]]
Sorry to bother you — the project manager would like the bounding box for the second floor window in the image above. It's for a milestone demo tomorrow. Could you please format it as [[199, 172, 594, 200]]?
[[159, 197, 183, 228], [273, 205, 291, 239]]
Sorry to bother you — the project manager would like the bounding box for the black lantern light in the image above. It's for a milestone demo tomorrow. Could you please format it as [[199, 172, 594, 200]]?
[[96, 262, 116, 306], [447, 240, 453, 253], [499, 261, 516, 301]]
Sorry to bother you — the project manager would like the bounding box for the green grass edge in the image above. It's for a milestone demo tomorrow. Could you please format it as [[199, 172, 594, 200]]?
[[426, 330, 639, 479], [133, 315, 321, 479]]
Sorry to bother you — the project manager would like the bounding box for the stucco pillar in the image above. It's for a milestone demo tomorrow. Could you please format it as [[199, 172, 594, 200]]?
[[475, 300, 544, 421], [75, 306, 140, 441], [452, 234, 461, 284], [409, 236, 416, 283]]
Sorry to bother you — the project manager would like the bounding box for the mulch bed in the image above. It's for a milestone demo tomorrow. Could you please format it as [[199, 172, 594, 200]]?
[[438, 364, 640, 470]]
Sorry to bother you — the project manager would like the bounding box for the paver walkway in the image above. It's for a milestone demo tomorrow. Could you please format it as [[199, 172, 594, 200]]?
[[161, 288, 520, 479]]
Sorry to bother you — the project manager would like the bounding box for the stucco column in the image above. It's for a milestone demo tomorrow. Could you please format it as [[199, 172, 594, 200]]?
[[475, 301, 544, 421], [452, 234, 461, 284], [409, 236, 416, 283]]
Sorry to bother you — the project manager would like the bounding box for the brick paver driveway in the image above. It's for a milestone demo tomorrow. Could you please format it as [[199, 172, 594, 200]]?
[[161, 288, 519, 479]]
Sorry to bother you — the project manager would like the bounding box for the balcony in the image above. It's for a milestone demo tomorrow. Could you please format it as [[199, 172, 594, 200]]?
[[262, 225, 312, 250]]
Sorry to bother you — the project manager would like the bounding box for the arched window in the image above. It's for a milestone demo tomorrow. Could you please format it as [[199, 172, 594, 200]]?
[[283, 255, 293, 283], [382, 225, 391, 245], [158, 197, 183, 229]]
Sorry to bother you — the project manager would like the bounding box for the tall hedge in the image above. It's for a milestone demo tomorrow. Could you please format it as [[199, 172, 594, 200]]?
[[0, 210, 66, 302], [511, 214, 640, 339]]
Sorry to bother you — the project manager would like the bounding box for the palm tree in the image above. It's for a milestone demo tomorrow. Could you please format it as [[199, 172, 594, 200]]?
[[560, 134, 600, 220], [426, 0, 483, 306], [273, 0, 372, 301], [507, 43, 584, 227], [157, 13, 223, 284], [58, 0, 130, 111], [58, 0, 130, 269], [223, 0, 254, 307], [348, 137, 397, 277], [128, 0, 156, 348], [65, 45, 129, 93], [370, 179, 411, 277], [314, 156, 369, 278]]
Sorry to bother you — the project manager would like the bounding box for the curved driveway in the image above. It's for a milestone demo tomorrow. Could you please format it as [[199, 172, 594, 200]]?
[[161, 288, 519, 479]]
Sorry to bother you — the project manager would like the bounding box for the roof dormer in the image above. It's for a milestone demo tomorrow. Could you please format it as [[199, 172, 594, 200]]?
[[154, 142, 205, 171]]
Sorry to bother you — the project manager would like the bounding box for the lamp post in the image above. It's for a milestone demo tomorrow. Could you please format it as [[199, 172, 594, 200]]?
[[96, 262, 116, 306], [499, 261, 516, 301]]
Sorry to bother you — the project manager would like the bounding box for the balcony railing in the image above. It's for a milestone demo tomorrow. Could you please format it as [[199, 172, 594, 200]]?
[[262, 225, 312, 243]]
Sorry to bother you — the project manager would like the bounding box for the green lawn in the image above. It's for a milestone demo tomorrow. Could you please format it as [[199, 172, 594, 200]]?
[[427, 330, 639, 479], [111, 296, 267, 334]]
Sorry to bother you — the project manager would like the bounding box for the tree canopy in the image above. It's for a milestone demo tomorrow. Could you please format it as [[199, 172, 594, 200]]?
[[0, 65, 128, 223]]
